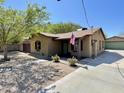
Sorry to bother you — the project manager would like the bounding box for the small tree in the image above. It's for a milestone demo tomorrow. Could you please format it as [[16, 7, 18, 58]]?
[[0, 0, 5, 3], [0, 4, 49, 61]]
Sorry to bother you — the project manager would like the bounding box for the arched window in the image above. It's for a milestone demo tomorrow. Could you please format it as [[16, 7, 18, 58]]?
[[35, 41, 41, 51]]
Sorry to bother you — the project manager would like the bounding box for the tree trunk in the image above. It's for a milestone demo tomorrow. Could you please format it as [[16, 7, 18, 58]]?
[[3, 45, 8, 61]]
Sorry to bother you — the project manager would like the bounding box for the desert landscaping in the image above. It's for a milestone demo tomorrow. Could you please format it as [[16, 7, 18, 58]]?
[[0, 51, 76, 93]]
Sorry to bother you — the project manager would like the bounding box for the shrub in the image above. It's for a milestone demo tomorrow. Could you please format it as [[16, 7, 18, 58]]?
[[67, 56, 78, 66], [52, 54, 60, 62]]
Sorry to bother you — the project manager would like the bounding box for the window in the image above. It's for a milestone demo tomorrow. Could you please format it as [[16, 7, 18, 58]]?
[[81, 40, 83, 51], [35, 41, 41, 51]]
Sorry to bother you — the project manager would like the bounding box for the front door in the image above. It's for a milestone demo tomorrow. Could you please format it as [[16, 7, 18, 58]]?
[[62, 41, 68, 56], [23, 43, 31, 53]]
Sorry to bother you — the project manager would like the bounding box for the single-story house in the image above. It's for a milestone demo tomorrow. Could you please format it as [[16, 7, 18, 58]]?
[[105, 36, 124, 50], [20, 28, 105, 58]]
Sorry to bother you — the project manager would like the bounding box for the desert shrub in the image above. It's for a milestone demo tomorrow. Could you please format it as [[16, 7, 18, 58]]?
[[51, 54, 60, 62], [67, 56, 78, 66]]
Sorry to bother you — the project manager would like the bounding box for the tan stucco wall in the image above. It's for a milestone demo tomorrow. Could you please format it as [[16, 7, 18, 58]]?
[[92, 30, 105, 56], [68, 30, 105, 58], [29, 34, 50, 56], [23, 34, 61, 56], [80, 35, 92, 57], [48, 39, 61, 56], [20, 29, 105, 58], [68, 35, 92, 58]]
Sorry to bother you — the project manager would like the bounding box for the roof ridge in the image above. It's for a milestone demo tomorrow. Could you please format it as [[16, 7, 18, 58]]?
[[40, 28, 102, 39], [108, 36, 124, 39]]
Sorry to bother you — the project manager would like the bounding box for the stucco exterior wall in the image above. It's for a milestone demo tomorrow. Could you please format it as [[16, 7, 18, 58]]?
[[68, 35, 92, 58], [20, 29, 105, 58], [80, 35, 92, 57], [92, 30, 105, 56], [22, 34, 61, 56], [29, 34, 50, 56], [68, 30, 105, 58], [48, 39, 61, 56]]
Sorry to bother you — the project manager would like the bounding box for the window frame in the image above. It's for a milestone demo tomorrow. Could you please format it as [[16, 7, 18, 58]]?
[[35, 40, 41, 51]]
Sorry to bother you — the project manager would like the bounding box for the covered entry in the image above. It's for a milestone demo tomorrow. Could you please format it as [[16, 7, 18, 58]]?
[[61, 40, 69, 56]]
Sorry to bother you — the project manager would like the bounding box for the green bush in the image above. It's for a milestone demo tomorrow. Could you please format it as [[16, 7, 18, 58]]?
[[67, 56, 78, 66], [52, 54, 60, 62]]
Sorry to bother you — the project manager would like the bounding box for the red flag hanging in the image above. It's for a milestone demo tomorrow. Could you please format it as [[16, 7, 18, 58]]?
[[70, 33, 75, 45]]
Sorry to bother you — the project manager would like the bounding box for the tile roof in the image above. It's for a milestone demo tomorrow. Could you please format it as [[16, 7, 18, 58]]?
[[40, 32, 58, 38], [40, 28, 101, 40]]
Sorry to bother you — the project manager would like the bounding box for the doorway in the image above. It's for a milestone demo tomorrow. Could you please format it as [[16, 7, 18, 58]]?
[[23, 43, 31, 53], [62, 40, 68, 56]]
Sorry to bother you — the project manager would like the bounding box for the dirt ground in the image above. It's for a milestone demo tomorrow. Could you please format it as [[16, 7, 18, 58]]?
[[0, 51, 77, 93]]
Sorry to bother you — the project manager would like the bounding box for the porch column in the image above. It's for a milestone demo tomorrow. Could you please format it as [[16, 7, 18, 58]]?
[[78, 39, 81, 58], [89, 36, 92, 57]]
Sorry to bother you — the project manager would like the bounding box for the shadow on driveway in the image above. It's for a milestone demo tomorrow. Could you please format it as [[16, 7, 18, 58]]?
[[80, 50, 124, 67]]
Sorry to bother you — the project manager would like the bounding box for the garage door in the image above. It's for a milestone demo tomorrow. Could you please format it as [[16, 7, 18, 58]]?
[[105, 41, 124, 50]]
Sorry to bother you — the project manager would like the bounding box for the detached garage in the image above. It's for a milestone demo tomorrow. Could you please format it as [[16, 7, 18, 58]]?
[[105, 36, 124, 50]]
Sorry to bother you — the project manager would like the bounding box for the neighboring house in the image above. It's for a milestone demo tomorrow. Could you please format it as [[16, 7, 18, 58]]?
[[105, 36, 124, 50], [20, 28, 105, 58]]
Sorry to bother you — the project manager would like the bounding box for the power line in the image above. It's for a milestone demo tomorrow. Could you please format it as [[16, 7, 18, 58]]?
[[81, 0, 91, 28], [57, 0, 91, 28]]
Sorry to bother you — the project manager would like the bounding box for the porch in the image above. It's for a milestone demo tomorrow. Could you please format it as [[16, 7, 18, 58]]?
[[56, 35, 92, 58]]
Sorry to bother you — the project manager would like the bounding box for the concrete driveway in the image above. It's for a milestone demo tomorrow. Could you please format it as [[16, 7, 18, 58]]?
[[46, 50, 124, 93], [80, 50, 124, 67]]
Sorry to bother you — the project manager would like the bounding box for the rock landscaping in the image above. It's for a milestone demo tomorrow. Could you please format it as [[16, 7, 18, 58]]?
[[0, 51, 76, 93]]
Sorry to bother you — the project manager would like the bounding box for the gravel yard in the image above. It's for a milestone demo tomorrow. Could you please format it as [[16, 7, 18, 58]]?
[[0, 51, 76, 93]]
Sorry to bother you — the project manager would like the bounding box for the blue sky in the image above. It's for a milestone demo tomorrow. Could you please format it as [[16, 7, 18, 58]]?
[[3, 0, 124, 37]]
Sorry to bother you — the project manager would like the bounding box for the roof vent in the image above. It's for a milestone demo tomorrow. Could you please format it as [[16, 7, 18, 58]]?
[[82, 28, 87, 30]]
